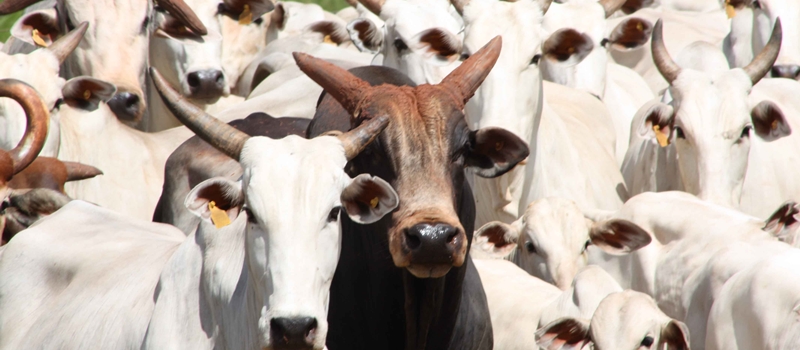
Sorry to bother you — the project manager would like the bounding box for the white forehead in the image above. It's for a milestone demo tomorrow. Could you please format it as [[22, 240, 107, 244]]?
[[542, 0, 606, 42], [462, 0, 544, 52], [64, 0, 150, 30], [0, 50, 64, 108], [591, 291, 668, 345], [522, 198, 589, 246], [382, 0, 461, 38], [670, 69, 753, 132]]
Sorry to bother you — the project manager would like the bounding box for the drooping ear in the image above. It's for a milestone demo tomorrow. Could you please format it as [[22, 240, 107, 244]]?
[[2, 188, 71, 242], [220, 0, 276, 23], [306, 21, 351, 45], [638, 102, 675, 147], [10, 9, 61, 48], [542, 29, 594, 67], [465, 127, 530, 178], [658, 320, 690, 350], [588, 219, 652, 255], [341, 174, 399, 224], [751, 100, 791, 140], [271, 3, 287, 30], [621, 0, 655, 14], [472, 221, 521, 259], [406, 28, 463, 65], [605, 17, 652, 51], [62, 77, 117, 111], [763, 201, 800, 245], [535, 317, 592, 350], [347, 18, 383, 53], [185, 177, 245, 225]]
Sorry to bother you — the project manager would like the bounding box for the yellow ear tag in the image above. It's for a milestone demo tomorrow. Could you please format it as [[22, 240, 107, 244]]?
[[239, 4, 253, 25], [653, 125, 670, 147], [31, 29, 48, 47], [636, 22, 644, 32], [323, 34, 335, 44], [208, 201, 232, 228], [83, 90, 91, 100], [370, 197, 379, 208], [772, 120, 778, 130], [726, 4, 736, 18]]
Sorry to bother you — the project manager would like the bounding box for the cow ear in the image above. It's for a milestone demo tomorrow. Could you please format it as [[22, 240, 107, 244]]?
[[751, 101, 791, 140], [764, 201, 800, 246], [341, 174, 398, 224], [639, 102, 675, 147], [405, 28, 463, 65], [306, 21, 351, 45], [658, 320, 690, 350], [472, 221, 521, 259], [271, 3, 286, 30], [347, 18, 383, 53], [466, 127, 530, 178], [535, 317, 592, 350], [542, 28, 594, 67], [588, 219, 652, 255], [10, 9, 61, 48], [2, 188, 70, 242], [222, 0, 275, 22], [62, 77, 117, 111], [621, 0, 655, 14], [605, 17, 652, 51], [185, 177, 245, 226]]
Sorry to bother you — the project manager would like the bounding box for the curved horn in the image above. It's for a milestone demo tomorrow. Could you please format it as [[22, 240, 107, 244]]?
[[47, 22, 88, 65], [0, 0, 42, 15], [540, 0, 554, 13], [63, 161, 103, 181], [743, 18, 782, 85], [338, 115, 390, 161], [651, 19, 681, 85], [158, 0, 209, 36], [451, 0, 470, 15], [358, 0, 385, 15], [150, 68, 249, 160], [439, 36, 502, 107], [293, 52, 371, 114], [599, 0, 626, 18], [0, 79, 49, 175], [345, 0, 358, 7]]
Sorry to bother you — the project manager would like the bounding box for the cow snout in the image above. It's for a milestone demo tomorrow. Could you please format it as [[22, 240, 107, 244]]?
[[187, 69, 225, 99], [402, 222, 466, 277], [270, 317, 317, 349], [771, 65, 800, 80], [107, 91, 143, 122]]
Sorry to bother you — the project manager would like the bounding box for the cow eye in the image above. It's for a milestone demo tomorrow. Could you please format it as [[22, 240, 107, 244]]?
[[394, 38, 408, 51], [243, 207, 257, 223], [674, 126, 685, 139], [531, 54, 542, 65], [51, 98, 64, 112], [524, 241, 536, 253], [460, 53, 470, 61], [328, 206, 341, 222], [741, 125, 752, 139], [641, 335, 654, 347], [582, 240, 590, 253], [753, 0, 761, 8]]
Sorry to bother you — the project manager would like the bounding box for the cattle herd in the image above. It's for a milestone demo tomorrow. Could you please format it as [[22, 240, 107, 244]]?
[[0, 0, 797, 349]]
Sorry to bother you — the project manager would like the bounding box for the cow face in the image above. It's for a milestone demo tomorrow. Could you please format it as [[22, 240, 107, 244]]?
[[472, 197, 650, 289], [648, 19, 789, 208], [536, 291, 690, 350], [726, 0, 800, 79]]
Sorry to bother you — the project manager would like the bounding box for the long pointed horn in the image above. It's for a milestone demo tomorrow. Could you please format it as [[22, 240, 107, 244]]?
[[47, 22, 88, 65], [150, 68, 249, 160], [63, 161, 103, 181], [0, 79, 49, 175], [338, 115, 390, 161], [439, 36, 502, 107], [158, 0, 208, 36], [651, 19, 681, 85], [0, 0, 42, 15], [599, 0, 626, 18], [358, 0, 385, 15], [293, 52, 371, 114], [451, 0, 470, 15], [743, 18, 782, 85]]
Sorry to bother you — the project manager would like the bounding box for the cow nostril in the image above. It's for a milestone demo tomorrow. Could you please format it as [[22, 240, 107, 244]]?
[[214, 71, 224, 84], [446, 228, 458, 244], [187, 72, 201, 88], [270, 317, 317, 346], [124, 94, 139, 108], [771, 64, 800, 79], [405, 229, 421, 250]]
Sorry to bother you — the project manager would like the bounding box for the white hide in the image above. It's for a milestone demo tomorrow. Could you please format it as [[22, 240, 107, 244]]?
[[724, 0, 800, 76]]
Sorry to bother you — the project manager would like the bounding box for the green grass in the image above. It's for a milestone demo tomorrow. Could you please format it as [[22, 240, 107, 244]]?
[[293, 0, 351, 12]]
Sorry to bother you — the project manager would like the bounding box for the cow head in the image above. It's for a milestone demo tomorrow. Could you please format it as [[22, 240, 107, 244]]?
[[540, 0, 651, 98], [536, 290, 690, 350], [472, 197, 650, 289], [646, 19, 786, 207], [152, 67, 399, 349]]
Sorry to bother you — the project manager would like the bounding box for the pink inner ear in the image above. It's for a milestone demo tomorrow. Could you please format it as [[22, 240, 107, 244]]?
[[480, 224, 513, 247]]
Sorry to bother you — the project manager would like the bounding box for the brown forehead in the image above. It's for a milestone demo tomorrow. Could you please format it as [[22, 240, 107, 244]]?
[[361, 84, 463, 132]]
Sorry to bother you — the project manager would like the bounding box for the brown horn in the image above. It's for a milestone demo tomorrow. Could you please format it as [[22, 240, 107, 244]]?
[[150, 68, 249, 160], [338, 114, 390, 161], [345, 0, 358, 7], [47, 22, 88, 65], [540, 0, 554, 13], [0, 79, 49, 175], [743, 18, 782, 85], [63, 161, 103, 181], [439, 36, 502, 107], [451, 0, 470, 15], [158, 0, 209, 36], [651, 19, 681, 85], [293, 52, 371, 114], [0, 0, 42, 15], [599, 0, 626, 18], [358, 0, 385, 15]]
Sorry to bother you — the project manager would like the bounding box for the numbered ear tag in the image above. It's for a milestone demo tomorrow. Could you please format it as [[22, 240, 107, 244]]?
[[32, 29, 48, 47], [370, 197, 379, 208], [726, 1, 736, 18], [653, 125, 670, 147], [323, 34, 335, 44], [239, 4, 253, 25], [208, 201, 232, 228]]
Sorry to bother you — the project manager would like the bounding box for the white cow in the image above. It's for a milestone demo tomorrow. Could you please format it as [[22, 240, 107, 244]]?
[[471, 197, 651, 289], [724, 0, 800, 79], [454, 0, 625, 227], [0, 74, 398, 349], [541, 0, 654, 164]]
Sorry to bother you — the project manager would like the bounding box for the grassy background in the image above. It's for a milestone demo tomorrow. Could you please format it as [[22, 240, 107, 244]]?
[[0, 0, 351, 42]]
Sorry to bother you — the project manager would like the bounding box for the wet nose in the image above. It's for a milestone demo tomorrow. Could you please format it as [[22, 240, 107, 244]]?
[[187, 69, 225, 99], [771, 65, 800, 79], [270, 317, 317, 349], [404, 223, 461, 264], [107, 91, 142, 122]]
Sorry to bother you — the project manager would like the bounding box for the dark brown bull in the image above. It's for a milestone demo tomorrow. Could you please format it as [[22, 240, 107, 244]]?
[[300, 37, 529, 349]]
